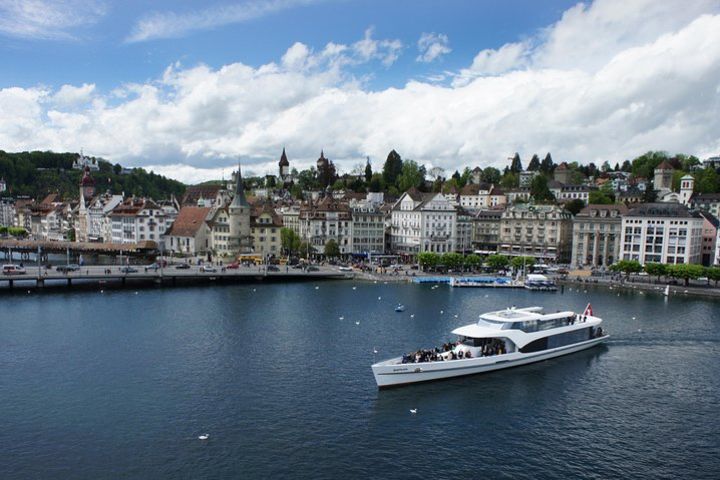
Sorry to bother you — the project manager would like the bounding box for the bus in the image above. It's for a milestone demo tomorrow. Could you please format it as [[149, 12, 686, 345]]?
[[236, 254, 264, 265]]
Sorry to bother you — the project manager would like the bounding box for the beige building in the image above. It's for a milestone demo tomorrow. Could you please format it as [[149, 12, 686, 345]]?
[[472, 209, 503, 253], [251, 203, 283, 258], [498, 204, 572, 262], [571, 204, 627, 268]]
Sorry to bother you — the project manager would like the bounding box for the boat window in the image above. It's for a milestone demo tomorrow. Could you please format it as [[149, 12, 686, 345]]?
[[546, 328, 591, 349]]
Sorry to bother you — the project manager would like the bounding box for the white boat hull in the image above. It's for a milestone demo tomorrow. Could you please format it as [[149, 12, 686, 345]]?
[[372, 335, 609, 388]]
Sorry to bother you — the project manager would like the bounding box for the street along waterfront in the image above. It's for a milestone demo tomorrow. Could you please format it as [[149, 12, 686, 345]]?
[[1, 282, 718, 479]]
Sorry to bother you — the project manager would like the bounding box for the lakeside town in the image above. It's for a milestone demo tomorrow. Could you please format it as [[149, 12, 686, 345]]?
[[2, 148, 720, 287]]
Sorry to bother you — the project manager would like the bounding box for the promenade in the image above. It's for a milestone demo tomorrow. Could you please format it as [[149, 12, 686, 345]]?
[[0, 264, 352, 291]]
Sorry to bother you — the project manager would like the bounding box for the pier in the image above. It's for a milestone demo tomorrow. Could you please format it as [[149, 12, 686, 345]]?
[[0, 264, 352, 291]]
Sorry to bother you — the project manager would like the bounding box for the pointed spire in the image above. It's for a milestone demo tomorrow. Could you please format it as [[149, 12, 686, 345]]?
[[279, 147, 289, 166], [231, 163, 249, 207]]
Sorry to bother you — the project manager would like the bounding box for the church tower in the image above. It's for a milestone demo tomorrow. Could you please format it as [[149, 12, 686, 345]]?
[[680, 174, 694, 206], [228, 164, 252, 254]]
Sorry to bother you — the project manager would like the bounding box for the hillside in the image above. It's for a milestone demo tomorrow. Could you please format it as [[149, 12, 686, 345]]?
[[0, 150, 186, 200]]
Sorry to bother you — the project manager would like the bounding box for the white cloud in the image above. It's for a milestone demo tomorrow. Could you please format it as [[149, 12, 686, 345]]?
[[416, 32, 451, 63], [126, 0, 322, 43], [351, 27, 403, 67], [1, 1, 719, 185], [52, 83, 96, 106], [0, 0, 106, 40]]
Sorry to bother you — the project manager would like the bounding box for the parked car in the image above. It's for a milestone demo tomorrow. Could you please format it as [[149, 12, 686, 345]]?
[[56, 264, 80, 273], [144, 263, 161, 271], [200, 265, 217, 273], [338, 266, 353, 272], [267, 265, 280, 272], [2, 264, 26, 275], [226, 262, 240, 269], [120, 266, 138, 273], [175, 263, 191, 269], [306, 265, 319, 272]]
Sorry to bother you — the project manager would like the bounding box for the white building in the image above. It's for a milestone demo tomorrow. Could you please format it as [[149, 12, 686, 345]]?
[[110, 198, 167, 244], [164, 206, 212, 255], [390, 188, 457, 254], [299, 196, 353, 255], [620, 203, 703, 265], [350, 199, 385, 255], [0, 198, 15, 227]]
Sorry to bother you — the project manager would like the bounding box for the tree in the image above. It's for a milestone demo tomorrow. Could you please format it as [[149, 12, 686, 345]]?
[[382, 150, 403, 186], [609, 260, 642, 279], [705, 266, 720, 286], [324, 239, 340, 258], [621, 160, 632, 172], [481, 167, 501, 184], [442, 252, 464, 270], [668, 263, 704, 286], [540, 153, 554, 174], [564, 199, 586, 215], [601, 161, 612, 172], [281, 227, 302, 256], [368, 173, 384, 192], [530, 175, 555, 203], [642, 185, 658, 203], [500, 172, 518, 189], [589, 189, 614, 205], [396, 159, 425, 192], [428, 166, 445, 181], [644, 262, 667, 282], [463, 254, 482, 271], [364, 159, 372, 183], [511, 256, 535, 271], [418, 252, 440, 271], [510, 152, 523, 173], [486, 254, 509, 271], [527, 154, 540, 171], [290, 184, 303, 199]]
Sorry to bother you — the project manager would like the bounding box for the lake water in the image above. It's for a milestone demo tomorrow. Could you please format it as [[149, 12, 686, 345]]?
[[1, 282, 718, 479]]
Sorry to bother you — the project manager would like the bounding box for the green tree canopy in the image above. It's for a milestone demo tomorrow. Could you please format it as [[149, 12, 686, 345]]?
[[281, 227, 302, 256], [540, 153, 554, 174], [364, 160, 372, 182], [463, 254, 482, 269], [668, 263, 704, 286], [564, 199, 586, 215], [530, 175, 555, 203], [527, 154, 540, 171], [418, 252, 440, 270], [324, 239, 340, 258], [486, 254, 509, 270], [644, 262, 668, 281], [511, 256, 535, 271], [481, 167, 501, 184], [609, 259, 642, 278], [442, 252, 464, 269], [396, 159, 426, 192], [382, 150, 403, 186], [510, 152, 523, 173]]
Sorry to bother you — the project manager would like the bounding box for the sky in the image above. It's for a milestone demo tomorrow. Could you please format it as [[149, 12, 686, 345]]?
[[1, 0, 719, 184]]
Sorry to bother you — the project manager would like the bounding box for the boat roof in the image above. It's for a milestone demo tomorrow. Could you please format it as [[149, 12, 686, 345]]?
[[479, 306, 576, 323]]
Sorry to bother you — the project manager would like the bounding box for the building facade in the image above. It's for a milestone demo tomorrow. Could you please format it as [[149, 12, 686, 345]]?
[[620, 203, 703, 265], [498, 204, 572, 262], [571, 204, 627, 268], [350, 200, 385, 255], [390, 189, 457, 255]]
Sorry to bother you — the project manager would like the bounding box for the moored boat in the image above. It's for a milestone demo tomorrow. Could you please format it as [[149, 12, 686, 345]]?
[[371, 304, 608, 388]]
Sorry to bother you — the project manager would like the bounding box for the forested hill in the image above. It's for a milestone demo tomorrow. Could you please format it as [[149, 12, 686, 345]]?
[[0, 151, 186, 200]]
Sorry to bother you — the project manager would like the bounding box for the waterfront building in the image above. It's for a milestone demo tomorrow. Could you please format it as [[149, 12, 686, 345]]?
[[0, 197, 15, 227], [207, 207, 231, 256], [571, 204, 627, 268], [227, 166, 253, 254], [86, 193, 124, 242], [498, 204, 572, 262], [390, 188, 457, 255], [299, 196, 353, 255], [455, 207, 474, 253], [251, 203, 283, 258], [350, 199, 385, 256], [14, 197, 33, 231], [697, 211, 719, 266], [619, 203, 703, 265], [472, 208, 503, 253], [164, 206, 212, 256], [109, 198, 167, 244]]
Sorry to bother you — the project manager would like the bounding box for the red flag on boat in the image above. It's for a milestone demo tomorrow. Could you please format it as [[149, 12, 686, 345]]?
[[583, 303, 593, 316]]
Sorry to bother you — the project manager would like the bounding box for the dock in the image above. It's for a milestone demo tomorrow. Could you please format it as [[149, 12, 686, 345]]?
[[0, 265, 352, 292]]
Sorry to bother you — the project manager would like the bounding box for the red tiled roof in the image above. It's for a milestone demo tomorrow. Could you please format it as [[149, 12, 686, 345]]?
[[167, 207, 211, 237]]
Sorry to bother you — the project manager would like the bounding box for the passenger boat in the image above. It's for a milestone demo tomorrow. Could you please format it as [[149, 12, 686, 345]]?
[[523, 274, 557, 291], [371, 304, 608, 388], [449, 276, 522, 288]]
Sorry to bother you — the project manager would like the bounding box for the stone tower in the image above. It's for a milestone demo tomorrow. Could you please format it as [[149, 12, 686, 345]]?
[[653, 160, 674, 191], [228, 164, 253, 254], [279, 148, 290, 182]]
